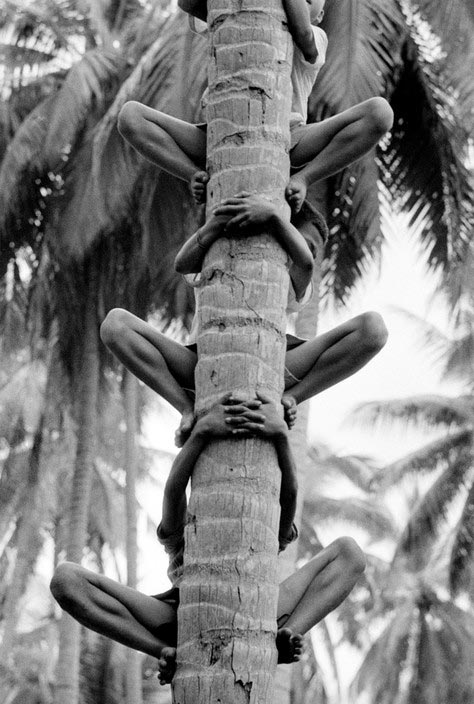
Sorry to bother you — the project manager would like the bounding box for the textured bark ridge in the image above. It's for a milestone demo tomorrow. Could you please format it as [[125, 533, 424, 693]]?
[[173, 1, 293, 702]]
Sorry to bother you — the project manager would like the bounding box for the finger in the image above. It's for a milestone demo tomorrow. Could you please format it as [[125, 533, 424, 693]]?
[[243, 399, 263, 409], [226, 213, 249, 229], [213, 204, 243, 215], [234, 190, 251, 198], [231, 429, 253, 436], [224, 404, 253, 414], [237, 422, 263, 433], [218, 197, 246, 206], [225, 416, 250, 425]]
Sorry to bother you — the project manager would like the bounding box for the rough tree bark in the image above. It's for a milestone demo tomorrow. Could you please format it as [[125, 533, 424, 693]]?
[[173, 1, 293, 703]]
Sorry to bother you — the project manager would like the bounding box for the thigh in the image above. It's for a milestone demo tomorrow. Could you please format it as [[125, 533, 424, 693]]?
[[116, 312, 197, 390], [87, 570, 177, 634], [284, 319, 357, 385], [277, 546, 336, 623], [290, 104, 368, 167], [147, 110, 207, 167]]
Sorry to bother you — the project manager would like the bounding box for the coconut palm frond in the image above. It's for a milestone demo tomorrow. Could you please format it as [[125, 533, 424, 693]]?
[[304, 494, 397, 540], [371, 430, 473, 491], [91, 16, 207, 235], [351, 605, 415, 704], [321, 156, 384, 304], [380, 36, 473, 287], [308, 446, 379, 491], [43, 48, 123, 170], [313, 0, 405, 115], [394, 452, 473, 566], [449, 482, 474, 597], [0, 93, 57, 257], [444, 330, 474, 383], [388, 305, 452, 360], [413, 0, 474, 128], [350, 395, 472, 430], [312, 0, 406, 304]]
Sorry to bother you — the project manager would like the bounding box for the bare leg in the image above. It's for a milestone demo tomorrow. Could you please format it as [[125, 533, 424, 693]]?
[[286, 98, 394, 211], [284, 312, 388, 405], [118, 101, 208, 200], [277, 537, 366, 636], [50, 562, 176, 658], [100, 308, 197, 445]]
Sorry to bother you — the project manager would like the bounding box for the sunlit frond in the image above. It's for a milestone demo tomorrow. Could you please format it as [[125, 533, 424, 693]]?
[[304, 494, 397, 540], [313, 0, 406, 303], [394, 452, 473, 567], [371, 430, 473, 491], [413, 0, 474, 128], [379, 34, 473, 293], [308, 445, 379, 491], [449, 482, 474, 597], [43, 48, 123, 169], [351, 603, 416, 704], [350, 395, 474, 430]]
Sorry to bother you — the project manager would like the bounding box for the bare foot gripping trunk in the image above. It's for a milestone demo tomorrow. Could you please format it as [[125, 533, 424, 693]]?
[[172, 1, 293, 703]]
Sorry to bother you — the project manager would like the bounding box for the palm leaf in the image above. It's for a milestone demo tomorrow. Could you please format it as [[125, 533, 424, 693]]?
[[449, 482, 474, 597], [0, 93, 57, 256], [43, 48, 123, 170], [351, 603, 415, 703], [312, 0, 406, 304], [313, 0, 405, 115], [378, 34, 473, 292], [350, 395, 473, 430], [304, 493, 397, 540], [91, 15, 207, 235], [413, 0, 474, 128], [444, 329, 474, 383], [393, 451, 473, 567], [370, 429, 473, 491], [308, 445, 379, 491]]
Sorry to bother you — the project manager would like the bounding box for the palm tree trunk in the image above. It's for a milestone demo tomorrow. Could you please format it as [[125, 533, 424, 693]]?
[[0, 415, 45, 659], [172, 2, 293, 703], [53, 260, 100, 704], [123, 370, 143, 704]]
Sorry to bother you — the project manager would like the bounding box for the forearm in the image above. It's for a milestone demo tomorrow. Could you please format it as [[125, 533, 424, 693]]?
[[175, 219, 223, 273], [275, 434, 298, 538], [282, 0, 317, 63], [161, 429, 208, 532], [270, 214, 313, 298]]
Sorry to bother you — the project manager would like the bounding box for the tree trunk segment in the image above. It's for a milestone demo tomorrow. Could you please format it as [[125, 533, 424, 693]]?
[[173, 2, 293, 703]]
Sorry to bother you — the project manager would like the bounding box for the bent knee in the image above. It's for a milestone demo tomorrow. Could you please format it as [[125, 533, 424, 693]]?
[[358, 311, 388, 353], [50, 562, 85, 607], [364, 97, 393, 136], [100, 308, 133, 347], [118, 101, 145, 139], [333, 537, 366, 577]]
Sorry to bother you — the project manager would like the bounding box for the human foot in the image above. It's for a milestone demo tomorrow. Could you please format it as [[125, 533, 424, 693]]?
[[276, 627, 304, 664], [174, 409, 195, 448], [285, 176, 307, 213], [282, 395, 297, 429], [158, 646, 177, 685], [190, 170, 209, 204]]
